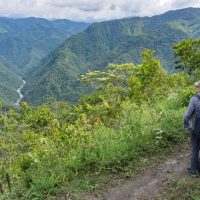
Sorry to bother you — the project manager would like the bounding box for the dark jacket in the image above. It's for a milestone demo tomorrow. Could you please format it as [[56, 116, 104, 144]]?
[[184, 94, 200, 130]]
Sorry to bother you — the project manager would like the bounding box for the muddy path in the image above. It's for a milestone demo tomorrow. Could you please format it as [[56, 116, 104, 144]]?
[[87, 146, 190, 200]]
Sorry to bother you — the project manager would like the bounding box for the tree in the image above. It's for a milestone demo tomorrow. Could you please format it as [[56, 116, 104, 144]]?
[[79, 49, 168, 125], [173, 38, 200, 74]]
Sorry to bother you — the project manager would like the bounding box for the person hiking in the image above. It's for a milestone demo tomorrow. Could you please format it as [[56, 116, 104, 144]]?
[[184, 81, 200, 177]]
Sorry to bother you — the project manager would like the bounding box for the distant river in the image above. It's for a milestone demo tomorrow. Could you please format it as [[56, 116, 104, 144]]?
[[16, 78, 26, 106]]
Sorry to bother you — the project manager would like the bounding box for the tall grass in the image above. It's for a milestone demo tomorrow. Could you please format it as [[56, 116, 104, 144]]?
[[0, 94, 188, 199]]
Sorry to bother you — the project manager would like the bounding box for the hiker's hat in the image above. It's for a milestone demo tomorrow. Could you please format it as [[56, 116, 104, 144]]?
[[194, 81, 200, 87]]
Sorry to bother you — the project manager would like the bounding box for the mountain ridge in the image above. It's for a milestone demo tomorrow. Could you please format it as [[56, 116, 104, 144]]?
[[22, 7, 200, 105], [0, 17, 90, 104]]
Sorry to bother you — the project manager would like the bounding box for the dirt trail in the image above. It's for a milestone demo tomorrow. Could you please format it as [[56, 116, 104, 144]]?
[[87, 146, 190, 200]]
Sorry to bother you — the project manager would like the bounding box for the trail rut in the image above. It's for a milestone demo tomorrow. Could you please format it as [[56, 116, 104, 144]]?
[[87, 146, 190, 200]]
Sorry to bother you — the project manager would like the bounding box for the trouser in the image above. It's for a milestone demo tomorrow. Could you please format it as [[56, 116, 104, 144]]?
[[190, 130, 200, 171]]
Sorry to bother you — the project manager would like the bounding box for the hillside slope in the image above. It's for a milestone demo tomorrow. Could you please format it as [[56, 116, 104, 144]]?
[[0, 17, 89, 75], [0, 58, 22, 104], [23, 8, 200, 105], [0, 17, 89, 104]]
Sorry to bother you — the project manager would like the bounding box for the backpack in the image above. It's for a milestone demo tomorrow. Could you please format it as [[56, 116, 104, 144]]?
[[193, 95, 200, 140]]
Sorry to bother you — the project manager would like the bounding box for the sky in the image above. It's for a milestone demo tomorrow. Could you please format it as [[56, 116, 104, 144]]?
[[0, 0, 200, 22]]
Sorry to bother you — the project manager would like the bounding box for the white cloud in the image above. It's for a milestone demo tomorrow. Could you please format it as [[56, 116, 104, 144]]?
[[0, 0, 199, 21]]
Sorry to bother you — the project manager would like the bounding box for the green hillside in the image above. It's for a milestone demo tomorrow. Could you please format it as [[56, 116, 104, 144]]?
[[23, 8, 200, 105], [0, 58, 22, 104], [0, 17, 89, 104], [0, 17, 89, 74]]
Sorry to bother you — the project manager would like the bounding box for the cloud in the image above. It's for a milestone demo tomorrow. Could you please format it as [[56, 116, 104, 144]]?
[[0, 0, 199, 21], [48, 0, 106, 12]]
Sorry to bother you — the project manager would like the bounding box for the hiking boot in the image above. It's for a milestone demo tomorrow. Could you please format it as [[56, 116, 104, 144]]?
[[186, 168, 199, 178]]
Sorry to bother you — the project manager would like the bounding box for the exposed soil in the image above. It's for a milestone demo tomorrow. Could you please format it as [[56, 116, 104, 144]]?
[[87, 146, 190, 200]]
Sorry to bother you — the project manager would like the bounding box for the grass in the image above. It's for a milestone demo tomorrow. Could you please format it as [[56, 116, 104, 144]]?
[[0, 95, 189, 199], [157, 176, 200, 200]]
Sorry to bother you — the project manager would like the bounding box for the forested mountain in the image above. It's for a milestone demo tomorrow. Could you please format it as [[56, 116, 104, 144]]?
[[0, 58, 22, 104], [0, 17, 89, 104], [23, 7, 200, 105], [0, 17, 89, 74]]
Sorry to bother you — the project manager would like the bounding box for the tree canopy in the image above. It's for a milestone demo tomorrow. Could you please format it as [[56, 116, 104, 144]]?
[[174, 38, 200, 74]]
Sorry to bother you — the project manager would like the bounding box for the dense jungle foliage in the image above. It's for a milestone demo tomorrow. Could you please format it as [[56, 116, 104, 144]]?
[[0, 38, 200, 199], [0, 17, 89, 104], [23, 8, 200, 106]]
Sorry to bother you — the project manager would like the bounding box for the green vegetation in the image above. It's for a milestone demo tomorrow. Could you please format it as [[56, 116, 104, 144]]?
[[157, 177, 200, 200], [174, 38, 200, 73], [0, 59, 22, 104], [148, 39, 200, 200], [0, 17, 89, 75], [0, 47, 196, 199], [1, 9, 200, 199], [23, 8, 200, 105], [0, 17, 89, 104]]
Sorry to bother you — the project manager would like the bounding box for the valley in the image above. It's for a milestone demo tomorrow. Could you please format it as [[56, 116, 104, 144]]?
[[22, 7, 200, 105], [0, 17, 89, 104], [1, 8, 200, 106], [0, 6, 200, 200]]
